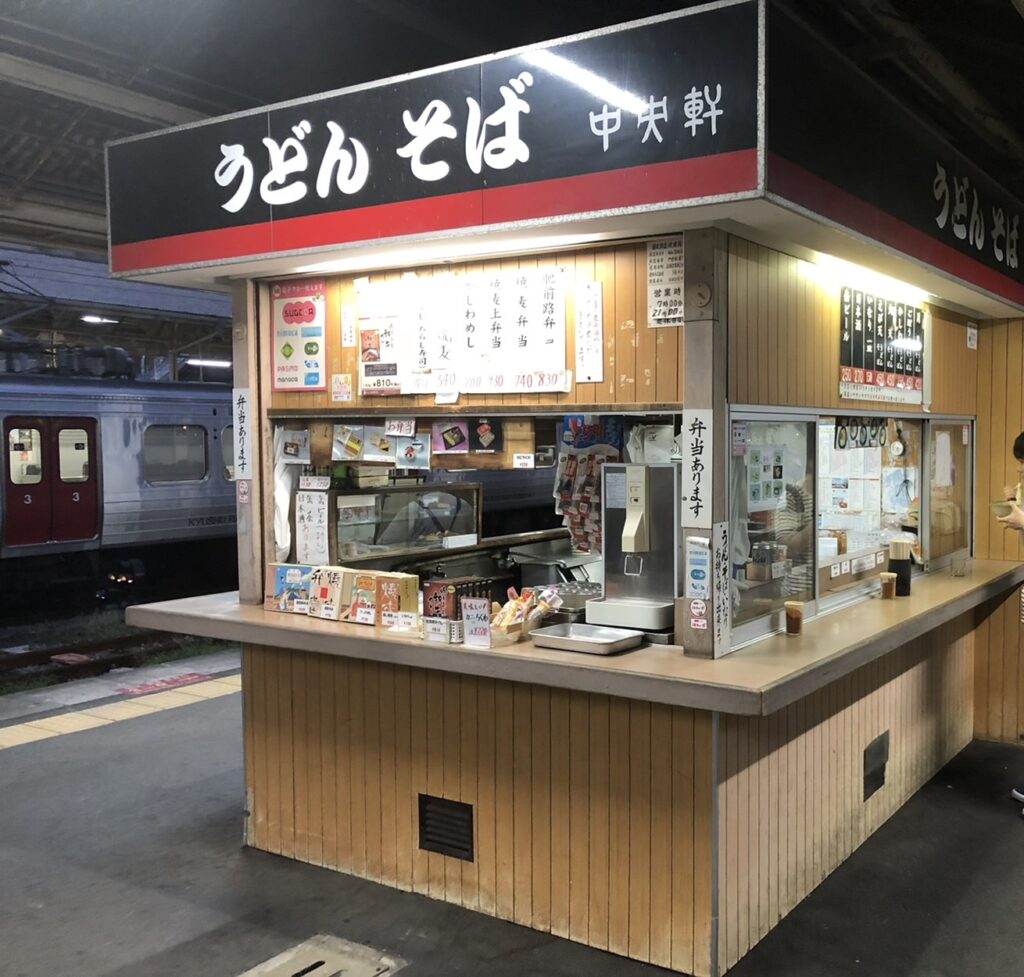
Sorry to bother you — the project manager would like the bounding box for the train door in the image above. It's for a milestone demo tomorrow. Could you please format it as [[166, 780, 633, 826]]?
[[3, 416, 98, 546], [51, 418, 98, 541]]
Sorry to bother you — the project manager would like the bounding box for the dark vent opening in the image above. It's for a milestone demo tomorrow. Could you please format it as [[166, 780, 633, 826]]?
[[864, 730, 890, 801], [418, 793, 474, 861]]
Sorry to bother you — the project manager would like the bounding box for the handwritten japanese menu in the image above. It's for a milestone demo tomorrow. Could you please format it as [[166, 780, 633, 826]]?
[[574, 280, 604, 383], [295, 490, 330, 565], [355, 268, 570, 397]]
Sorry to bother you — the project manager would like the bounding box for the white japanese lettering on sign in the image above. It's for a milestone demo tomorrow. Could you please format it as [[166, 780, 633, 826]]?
[[588, 84, 724, 152], [215, 122, 369, 213], [933, 161, 1019, 269]]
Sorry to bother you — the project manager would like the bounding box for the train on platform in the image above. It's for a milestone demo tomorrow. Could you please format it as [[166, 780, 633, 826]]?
[[1, 375, 237, 601]]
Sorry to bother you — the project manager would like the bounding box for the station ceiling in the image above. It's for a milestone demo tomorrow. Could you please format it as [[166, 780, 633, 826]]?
[[0, 0, 1022, 261]]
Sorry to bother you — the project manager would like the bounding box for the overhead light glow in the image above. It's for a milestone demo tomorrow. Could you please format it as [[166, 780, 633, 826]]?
[[522, 49, 648, 116], [292, 230, 607, 276], [81, 314, 118, 324], [889, 336, 923, 352], [186, 358, 231, 369], [803, 255, 929, 306]]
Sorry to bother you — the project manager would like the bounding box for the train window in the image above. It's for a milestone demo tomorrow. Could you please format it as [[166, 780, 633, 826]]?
[[222, 425, 235, 480], [58, 428, 90, 482], [8, 428, 43, 485], [143, 425, 208, 482]]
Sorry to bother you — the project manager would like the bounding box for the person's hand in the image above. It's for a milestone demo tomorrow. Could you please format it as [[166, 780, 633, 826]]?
[[998, 502, 1024, 532]]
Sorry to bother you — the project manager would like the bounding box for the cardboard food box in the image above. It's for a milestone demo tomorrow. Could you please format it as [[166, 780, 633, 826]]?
[[346, 571, 378, 625], [264, 563, 314, 613], [307, 565, 354, 621], [375, 572, 420, 627]]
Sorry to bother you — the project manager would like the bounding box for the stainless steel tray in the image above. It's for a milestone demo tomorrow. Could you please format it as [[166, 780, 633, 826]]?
[[530, 623, 644, 655]]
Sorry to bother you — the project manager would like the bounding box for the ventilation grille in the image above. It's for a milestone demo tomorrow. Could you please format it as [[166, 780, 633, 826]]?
[[418, 793, 474, 861], [863, 730, 890, 801]]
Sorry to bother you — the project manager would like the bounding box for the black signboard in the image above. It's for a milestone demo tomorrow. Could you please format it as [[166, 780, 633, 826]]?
[[767, 4, 1024, 308], [839, 285, 923, 404], [108, 1, 759, 274]]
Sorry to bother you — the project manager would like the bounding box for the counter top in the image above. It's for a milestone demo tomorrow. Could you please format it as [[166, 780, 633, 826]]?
[[126, 559, 1024, 716]]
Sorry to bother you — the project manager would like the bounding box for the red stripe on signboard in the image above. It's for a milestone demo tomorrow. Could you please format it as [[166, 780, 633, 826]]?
[[767, 153, 1024, 307], [110, 149, 758, 274]]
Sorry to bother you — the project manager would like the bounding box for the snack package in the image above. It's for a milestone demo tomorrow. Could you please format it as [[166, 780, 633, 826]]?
[[490, 586, 564, 642]]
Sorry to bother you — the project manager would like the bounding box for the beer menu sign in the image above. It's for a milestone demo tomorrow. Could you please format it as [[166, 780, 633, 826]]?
[[838, 286, 923, 405]]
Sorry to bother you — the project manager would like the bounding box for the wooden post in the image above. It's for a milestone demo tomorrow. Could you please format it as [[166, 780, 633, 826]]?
[[681, 228, 729, 658], [231, 279, 263, 603]]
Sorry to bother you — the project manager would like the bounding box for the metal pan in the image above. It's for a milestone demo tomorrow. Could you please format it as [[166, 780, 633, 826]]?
[[530, 623, 645, 655]]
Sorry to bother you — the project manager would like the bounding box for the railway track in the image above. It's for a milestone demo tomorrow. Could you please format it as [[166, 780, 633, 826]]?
[[0, 632, 198, 685]]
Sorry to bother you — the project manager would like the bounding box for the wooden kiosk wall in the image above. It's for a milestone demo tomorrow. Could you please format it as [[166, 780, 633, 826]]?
[[237, 232, 998, 976], [716, 236, 981, 972], [242, 647, 716, 976], [973, 317, 1024, 746], [268, 241, 685, 415]]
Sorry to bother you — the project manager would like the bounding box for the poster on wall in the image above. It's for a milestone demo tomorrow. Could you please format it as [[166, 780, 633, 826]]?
[[747, 446, 785, 512], [839, 286, 923, 404], [271, 280, 326, 391], [647, 236, 685, 327]]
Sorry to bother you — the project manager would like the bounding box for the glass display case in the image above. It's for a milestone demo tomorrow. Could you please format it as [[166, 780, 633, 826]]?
[[334, 482, 482, 561], [729, 408, 974, 645]]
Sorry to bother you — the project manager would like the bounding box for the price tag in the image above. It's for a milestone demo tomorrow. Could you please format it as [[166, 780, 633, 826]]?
[[513, 453, 535, 469], [353, 606, 375, 625], [461, 597, 492, 648], [299, 475, 331, 490], [423, 618, 451, 642], [383, 610, 418, 631]]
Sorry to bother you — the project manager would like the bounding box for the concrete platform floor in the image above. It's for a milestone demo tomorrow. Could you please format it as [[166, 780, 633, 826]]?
[[0, 677, 1022, 977]]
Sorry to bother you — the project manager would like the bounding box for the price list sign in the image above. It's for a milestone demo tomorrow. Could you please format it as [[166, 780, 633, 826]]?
[[839, 286, 923, 404]]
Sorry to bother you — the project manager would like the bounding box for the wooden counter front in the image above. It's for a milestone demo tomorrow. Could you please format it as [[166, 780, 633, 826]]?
[[126, 562, 1023, 976], [127, 559, 1024, 717]]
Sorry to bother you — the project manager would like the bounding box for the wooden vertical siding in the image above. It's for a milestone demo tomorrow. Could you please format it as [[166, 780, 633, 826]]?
[[266, 241, 683, 413], [727, 237, 978, 415], [972, 317, 1024, 745], [716, 614, 975, 973], [242, 646, 716, 976]]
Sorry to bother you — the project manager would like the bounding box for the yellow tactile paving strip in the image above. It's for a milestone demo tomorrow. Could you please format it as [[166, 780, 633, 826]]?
[[0, 674, 241, 750]]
